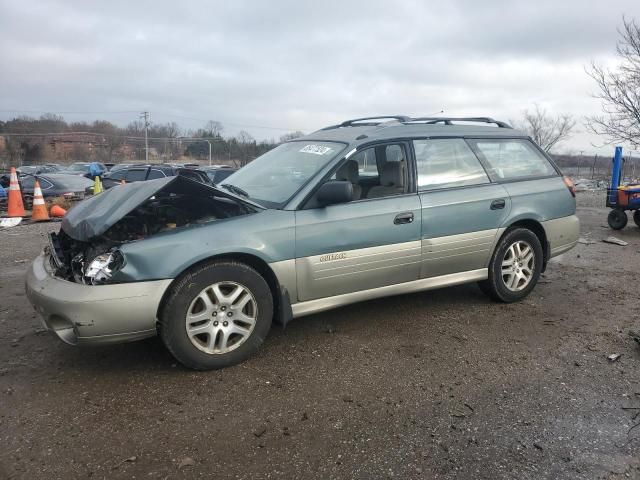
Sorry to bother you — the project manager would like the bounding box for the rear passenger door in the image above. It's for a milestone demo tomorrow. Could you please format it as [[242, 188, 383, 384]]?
[[415, 138, 511, 278]]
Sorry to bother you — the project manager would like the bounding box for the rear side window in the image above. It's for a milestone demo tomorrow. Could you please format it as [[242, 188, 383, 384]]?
[[125, 169, 147, 182], [107, 170, 125, 181], [469, 139, 557, 180], [414, 139, 489, 190], [147, 169, 166, 180], [39, 179, 54, 189]]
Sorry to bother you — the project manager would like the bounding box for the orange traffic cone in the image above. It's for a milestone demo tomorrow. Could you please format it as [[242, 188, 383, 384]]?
[[50, 205, 67, 217], [7, 167, 25, 217], [31, 180, 50, 221]]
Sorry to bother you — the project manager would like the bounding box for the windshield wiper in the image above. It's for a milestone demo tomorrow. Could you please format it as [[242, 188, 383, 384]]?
[[220, 183, 249, 198]]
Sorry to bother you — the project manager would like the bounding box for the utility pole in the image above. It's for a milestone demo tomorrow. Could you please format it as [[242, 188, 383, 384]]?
[[578, 150, 584, 177], [591, 154, 598, 179], [140, 111, 150, 163]]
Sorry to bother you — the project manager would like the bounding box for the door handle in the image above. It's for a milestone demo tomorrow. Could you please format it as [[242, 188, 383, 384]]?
[[490, 199, 506, 210], [394, 212, 414, 225]]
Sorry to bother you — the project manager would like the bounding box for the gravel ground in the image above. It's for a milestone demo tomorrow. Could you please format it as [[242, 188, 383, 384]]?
[[1, 191, 640, 480]]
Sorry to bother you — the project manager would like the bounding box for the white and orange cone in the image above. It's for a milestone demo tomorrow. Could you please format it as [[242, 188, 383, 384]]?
[[7, 167, 26, 217], [31, 180, 50, 221]]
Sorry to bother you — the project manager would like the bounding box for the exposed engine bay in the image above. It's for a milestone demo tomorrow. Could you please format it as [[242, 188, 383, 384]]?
[[47, 177, 260, 284]]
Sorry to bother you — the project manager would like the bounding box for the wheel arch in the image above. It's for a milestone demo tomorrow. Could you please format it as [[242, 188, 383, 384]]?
[[499, 218, 549, 268], [156, 252, 291, 328]]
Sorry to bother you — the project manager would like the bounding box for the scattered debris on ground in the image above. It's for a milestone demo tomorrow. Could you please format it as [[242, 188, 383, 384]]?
[[607, 353, 622, 362], [0, 217, 22, 228], [603, 236, 629, 246]]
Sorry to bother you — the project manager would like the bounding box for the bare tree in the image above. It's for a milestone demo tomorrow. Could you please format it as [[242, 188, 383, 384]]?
[[513, 104, 576, 152], [586, 17, 640, 147], [236, 130, 256, 166], [204, 121, 224, 138], [279, 130, 305, 143]]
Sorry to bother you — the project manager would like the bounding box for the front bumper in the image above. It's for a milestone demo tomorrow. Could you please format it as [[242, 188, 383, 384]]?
[[25, 253, 173, 346]]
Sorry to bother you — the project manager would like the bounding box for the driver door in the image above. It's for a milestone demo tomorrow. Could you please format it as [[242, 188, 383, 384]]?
[[294, 142, 422, 302]]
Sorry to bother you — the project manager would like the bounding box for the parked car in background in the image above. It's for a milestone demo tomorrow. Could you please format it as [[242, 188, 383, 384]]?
[[26, 115, 579, 370], [98, 164, 211, 190], [200, 166, 237, 184], [61, 162, 107, 178], [17, 165, 60, 175], [19, 173, 94, 204]]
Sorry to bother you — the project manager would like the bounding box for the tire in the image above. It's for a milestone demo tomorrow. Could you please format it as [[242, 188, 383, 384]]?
[[478, 228, 543, 303], [633, 210, 640, 228], [608, 209, 628, 230], [159, 260, 273, 370]]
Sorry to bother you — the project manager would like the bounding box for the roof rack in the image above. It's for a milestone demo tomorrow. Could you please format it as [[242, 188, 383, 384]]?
[[405, 117, 512, 128], [321, 115, 410, 130]]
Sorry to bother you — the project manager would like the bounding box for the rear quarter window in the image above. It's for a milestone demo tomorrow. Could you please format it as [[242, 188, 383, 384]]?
[[125, 169, 147, 182], [147, 169, 167, 180], [469, 139, 557, 180]]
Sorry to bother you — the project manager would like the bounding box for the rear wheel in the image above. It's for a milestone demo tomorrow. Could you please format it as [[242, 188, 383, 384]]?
[[478, 228, 543, 303], [633, 210, 640, 228], [159, 260, 273, 370], [608, 209, 628, 230]]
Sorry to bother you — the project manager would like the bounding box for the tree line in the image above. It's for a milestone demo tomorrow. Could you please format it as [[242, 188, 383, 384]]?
[[0, 115, 305, 167]]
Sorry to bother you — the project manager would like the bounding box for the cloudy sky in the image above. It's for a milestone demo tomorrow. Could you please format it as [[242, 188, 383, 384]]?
[[1, 0, 639, 153]]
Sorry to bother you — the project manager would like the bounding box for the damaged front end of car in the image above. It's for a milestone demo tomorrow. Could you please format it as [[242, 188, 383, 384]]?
[[47, 175, 262, 285]]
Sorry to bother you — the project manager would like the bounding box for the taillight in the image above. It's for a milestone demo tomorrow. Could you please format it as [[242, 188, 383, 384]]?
[[563, 176, 576, 197]]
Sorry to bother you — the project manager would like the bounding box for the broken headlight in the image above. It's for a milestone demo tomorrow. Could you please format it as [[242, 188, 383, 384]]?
[[83, 250, 125, 285]]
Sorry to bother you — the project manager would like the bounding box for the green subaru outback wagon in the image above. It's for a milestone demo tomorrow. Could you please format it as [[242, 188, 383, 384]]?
[[26, 116, 579, 369]]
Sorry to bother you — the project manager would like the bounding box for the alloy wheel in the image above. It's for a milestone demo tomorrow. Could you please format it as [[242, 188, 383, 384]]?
[[185, 281, 258, 354], [501, 240, 535, 292]]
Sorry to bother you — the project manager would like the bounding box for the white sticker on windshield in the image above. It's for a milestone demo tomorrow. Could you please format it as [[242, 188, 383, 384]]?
[[299, 144, 333, 155]]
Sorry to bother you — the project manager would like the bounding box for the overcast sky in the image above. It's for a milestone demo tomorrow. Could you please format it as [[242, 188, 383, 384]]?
[[1, 0, 639, 153]]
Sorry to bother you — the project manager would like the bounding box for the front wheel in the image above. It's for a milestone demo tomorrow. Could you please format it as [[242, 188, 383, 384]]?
[[478, 228, 543, 303], [633, 210, 640, 228], [608, 209, 628, 230], [159, 260, 273, 370]]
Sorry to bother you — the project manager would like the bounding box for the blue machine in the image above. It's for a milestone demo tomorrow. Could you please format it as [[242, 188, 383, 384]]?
[[606, 146, 640, 230]]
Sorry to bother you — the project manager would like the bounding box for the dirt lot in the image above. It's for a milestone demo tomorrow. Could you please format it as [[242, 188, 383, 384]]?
[[1, 192, 640, 480]]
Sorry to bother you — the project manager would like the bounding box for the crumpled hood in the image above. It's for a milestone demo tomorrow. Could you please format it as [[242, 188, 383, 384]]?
[[61, 175, 262, 241]]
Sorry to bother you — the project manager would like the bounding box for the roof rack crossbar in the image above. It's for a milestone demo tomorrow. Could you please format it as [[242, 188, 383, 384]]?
[[319, 115, 410, 131], [406, 117, 512, 128]]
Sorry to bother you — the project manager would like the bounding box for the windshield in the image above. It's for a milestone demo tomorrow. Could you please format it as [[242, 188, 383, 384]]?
[[223, 141, 345, 207]]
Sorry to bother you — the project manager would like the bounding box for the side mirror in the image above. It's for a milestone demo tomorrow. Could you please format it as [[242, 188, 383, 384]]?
[[316, 181, 353, 207]]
